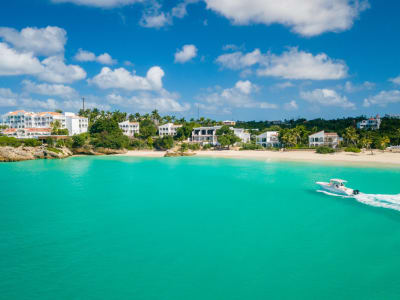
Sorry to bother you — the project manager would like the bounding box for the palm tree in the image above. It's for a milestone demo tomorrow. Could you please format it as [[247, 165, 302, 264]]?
[[344, 127, 358, 146], [379, 136, 390, 151], [360, 137, 372, 154]]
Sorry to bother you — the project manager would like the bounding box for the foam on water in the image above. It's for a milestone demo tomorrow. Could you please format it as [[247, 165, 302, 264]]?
[[317, 190, 400, 212]]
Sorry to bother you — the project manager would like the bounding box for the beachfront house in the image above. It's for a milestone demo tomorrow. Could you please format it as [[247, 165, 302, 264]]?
[[309, 131, 340, 148], [158, 123, 182, 137], [191, 126, 250, 145], [357, 115, 381, 130], [1, 110, 88, 138], [118, 121, 139, 137], [256, 131, 281, 148], [2, 128, 52, 139]]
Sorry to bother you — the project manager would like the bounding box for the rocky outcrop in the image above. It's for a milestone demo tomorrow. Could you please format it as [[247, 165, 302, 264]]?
[[72, 146, 127, 155], [0, 146, 72, 162], [164, 151, 196, 157]]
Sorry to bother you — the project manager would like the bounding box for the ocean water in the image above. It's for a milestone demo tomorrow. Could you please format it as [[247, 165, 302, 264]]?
[[1, 156, 400, 300]]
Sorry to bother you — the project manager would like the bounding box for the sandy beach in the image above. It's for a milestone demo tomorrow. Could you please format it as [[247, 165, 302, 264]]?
[[118, 150, 400, 167]]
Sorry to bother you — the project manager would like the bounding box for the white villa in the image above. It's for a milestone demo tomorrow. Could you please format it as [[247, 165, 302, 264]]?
[[118, 121, 139, 137], [191, 126, 250, 145], [158, 123, 182, 137], [309, 131, 340, 148], [1, 110, 88, 138], [357, 115, 381, 130], [256, 131, 281, 148]]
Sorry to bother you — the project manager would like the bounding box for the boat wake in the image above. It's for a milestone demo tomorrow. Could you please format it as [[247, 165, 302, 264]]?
[[317, 190, 400, 212]]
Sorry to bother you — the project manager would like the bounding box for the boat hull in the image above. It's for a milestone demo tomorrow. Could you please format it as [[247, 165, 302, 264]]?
[[316, 182, 354, 196]]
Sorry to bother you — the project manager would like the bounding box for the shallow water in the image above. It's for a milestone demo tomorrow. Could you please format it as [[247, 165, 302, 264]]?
[[1, 156, 400, 299]]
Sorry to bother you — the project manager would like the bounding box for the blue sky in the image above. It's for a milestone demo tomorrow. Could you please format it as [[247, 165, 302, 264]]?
[[0, 0, 400, 120]]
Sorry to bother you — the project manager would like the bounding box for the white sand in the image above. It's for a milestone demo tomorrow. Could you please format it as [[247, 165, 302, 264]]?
[[119, 150, 400, 167]]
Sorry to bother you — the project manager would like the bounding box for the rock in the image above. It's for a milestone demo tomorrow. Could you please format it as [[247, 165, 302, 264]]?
[[0, 146, 72, 162], [164, 151, 196, 157]]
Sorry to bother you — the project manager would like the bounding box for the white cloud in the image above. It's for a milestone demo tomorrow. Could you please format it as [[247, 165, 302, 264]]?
[[205, 0, 370, 36], [38, 56, 87, 84], [172, 0, 199, 18], [174, 44, 198, 63], [107, 91, 190, 112], [275, 81, 295, 89], [62, 99, 111, 111], [0, 88, 18, 107], [140, 12, 171, 28], [0, 42, 43, 76], [0, 43, 86, 83], [74, 49, 117, 65], [89, 66, 164, 91], [197, 80, 277, 114], [301, 88, 355, 109], [0, 26, 67, 56], [363, 90, 400, 107], [216, 47, 348, 80], [389, 76, 400, 85], [216, 49, 263, 70], [257, 48, 348, 80], [51, 0, 141, 8], [344, 81, 375, 92], [284, 100, 298, 110], [20, 98, 59, 110], [22, 80, 78, 99]]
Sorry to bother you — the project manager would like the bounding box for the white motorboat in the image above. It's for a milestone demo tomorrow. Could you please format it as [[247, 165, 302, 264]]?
[[316, 179, 359, 196]]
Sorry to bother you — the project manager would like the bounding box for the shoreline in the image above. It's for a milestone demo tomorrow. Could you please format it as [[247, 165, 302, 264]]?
[[117, 150, 400, 168]]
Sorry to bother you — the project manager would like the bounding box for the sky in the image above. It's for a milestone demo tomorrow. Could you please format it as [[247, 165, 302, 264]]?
[[0, 0, 400, 121]]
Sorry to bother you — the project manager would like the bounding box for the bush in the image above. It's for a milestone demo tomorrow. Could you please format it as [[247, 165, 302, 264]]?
[[345, 147, 361, 153], [0, 136, 23, 147], [46, 147, 62, 154], [130, 139, 149, 150], [72, 133, 88, 148], [180, 143, 189, 152], [22, 138, 42, 147], [90, 132, 129, 149], [240, 143, 263, 150], [202, 144, 213, 150], [153, 136, 174, 150], [188, 143, 201, 151], [316, 146, 335, 154]]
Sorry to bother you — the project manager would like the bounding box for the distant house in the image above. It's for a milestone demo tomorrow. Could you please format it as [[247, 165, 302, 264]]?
[[357, 115, 381, 130], [118, 121, 139, 137], [222, 120, 236, 126], [191, 126, 250, 145], [192, 126, 218, 145], [158, 123, 182, 137], [309, 131, 339, 148], [256, 131, 281, 148]]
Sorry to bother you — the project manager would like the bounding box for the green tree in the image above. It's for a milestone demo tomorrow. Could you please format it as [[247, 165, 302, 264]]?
[[343, 127, 359, 146], [90, 117, 121, 135], [139, 119, 157, 139], [153, 136, 174, 150], [72, 133, 88, 148], [216, 125, 241, 149]]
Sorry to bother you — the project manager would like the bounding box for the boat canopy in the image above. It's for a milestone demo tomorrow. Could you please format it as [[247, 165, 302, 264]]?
[[330, 179, 347, 183]]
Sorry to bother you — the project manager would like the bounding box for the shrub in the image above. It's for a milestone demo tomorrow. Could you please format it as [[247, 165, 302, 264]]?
[[188, 143, 201, 151], [344, 147, 361, 153], [316, 146, 335, 154], [72, 133, 88, 148], [90, 132, 129, 149], [46, 147, 62, 154], [202, 144, 213, 150], [180, 143, 189, 152], [240, 143, 263, 150], [153, 136, 174, 150], [22, 138, 42, 147], [130, 139, 149, 150], [0, 136, 23, 147]]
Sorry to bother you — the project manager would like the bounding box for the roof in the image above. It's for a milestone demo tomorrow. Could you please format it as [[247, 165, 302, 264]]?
[[37, 112, 62, 116], [25, 128, 52, 132], [324, 132, 339, 136], [309, 131, 338, 137], [119, 121, 139, 125], [7, 110, 28, 115], [2, 128, 16, 133]]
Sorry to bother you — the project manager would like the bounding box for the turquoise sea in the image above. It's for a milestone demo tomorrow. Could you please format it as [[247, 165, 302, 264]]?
[[1, 156, 400, 300]]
